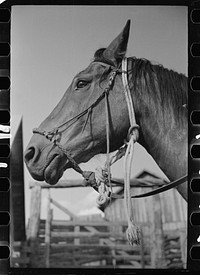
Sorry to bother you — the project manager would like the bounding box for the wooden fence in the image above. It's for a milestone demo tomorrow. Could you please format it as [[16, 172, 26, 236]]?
[[25, 187, 151, 268], [11, 178, 187, 269], [36, 219, 151, 268], [17, 185, 186, 269]]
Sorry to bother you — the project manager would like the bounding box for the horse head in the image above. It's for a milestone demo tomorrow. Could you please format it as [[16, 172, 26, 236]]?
[[24, 20, 132, 185]]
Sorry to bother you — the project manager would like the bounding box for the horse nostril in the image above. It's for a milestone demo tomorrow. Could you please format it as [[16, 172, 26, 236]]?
[[24, 147, 36, 163]]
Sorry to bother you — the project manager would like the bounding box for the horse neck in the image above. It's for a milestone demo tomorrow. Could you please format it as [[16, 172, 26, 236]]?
[[137, 106, 187, 181], [128, 58, 188, 183]]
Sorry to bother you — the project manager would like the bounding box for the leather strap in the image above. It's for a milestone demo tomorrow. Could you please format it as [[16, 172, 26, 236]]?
[[110, 175, 187, 199]]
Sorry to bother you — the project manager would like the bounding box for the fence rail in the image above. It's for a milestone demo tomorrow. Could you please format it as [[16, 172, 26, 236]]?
[[33, 219, 150, 268], [11, 184, 187, 269]]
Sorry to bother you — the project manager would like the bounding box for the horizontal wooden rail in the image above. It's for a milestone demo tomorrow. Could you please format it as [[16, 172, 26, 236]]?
[[50, 243, 142, 251], [29, 178, 166, 189], [39, 219, 150, 227], [49, 253, 151, 262], [29, 179, 85, 188], [50, 231, 134, 238]]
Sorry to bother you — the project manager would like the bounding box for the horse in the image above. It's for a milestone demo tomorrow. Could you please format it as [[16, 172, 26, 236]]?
[[24, 20, 188, 202]]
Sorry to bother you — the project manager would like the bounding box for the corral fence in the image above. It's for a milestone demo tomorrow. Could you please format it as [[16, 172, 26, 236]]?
[[11, 183, 187, 269]]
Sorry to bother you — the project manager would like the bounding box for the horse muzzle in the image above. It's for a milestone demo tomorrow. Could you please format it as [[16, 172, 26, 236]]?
[[24, 134, 70, 185]]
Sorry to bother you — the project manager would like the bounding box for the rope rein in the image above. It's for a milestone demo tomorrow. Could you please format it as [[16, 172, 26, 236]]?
[[96, 58, 140, 244], [121, 57, 140, 245]]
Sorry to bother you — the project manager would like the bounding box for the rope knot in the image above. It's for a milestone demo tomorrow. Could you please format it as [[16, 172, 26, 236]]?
[[44, 131, 54, 141], [106, 71, 117, 90], [95, 167, 111, 207], [82, 171, 97, 187], [96, 182, 110, 207], [126, 220, 141, 246], [126, 125, 139, 143], [104, 87, 110, 95]]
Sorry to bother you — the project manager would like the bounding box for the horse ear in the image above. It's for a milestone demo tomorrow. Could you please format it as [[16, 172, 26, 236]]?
[[103, 20, 131, 67]]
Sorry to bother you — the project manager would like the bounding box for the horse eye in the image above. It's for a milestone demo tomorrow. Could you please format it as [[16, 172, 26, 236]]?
[[76, 80, 89, 89]]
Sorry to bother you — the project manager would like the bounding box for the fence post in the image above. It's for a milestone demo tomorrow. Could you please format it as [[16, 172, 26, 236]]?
[[140, 228, 145, 268], [27, 185, 41, 267], [44, 189, 52, 268], [151, 193, 166, 268], [179, 227, 187, 268]]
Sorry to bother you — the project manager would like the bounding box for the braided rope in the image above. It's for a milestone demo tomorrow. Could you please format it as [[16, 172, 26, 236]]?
[[122, 57, 140, 245], [55, 143, 84, 175], [96, 70, 118, 207]]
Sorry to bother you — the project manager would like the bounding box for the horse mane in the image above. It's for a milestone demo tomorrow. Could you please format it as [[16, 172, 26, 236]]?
[[94, 48, 188, 126], [131, 57, 187, 105], [130, 57, 187, 126]]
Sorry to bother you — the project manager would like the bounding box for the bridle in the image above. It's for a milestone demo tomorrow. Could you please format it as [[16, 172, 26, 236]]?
[[33, 61, 122, 176], [33, 58, 187, 198], [33, 57, 187, 245]]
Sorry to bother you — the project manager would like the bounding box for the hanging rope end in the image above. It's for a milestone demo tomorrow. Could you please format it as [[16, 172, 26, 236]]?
[[126, 222, 141, 246]]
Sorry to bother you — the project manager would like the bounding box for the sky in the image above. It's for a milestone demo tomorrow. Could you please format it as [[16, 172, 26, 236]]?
[[11, 6, 187, 222]]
